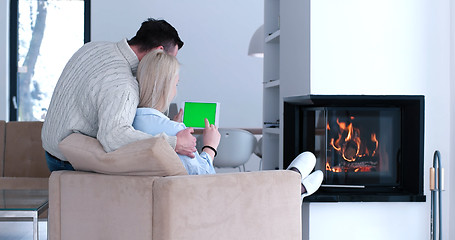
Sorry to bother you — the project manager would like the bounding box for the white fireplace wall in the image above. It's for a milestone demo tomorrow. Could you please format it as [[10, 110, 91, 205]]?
[[297, 1, 452, 239], [450, 1, 455, 239]]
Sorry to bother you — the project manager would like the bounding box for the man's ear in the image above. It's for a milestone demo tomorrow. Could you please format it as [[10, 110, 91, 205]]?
[[137, 46, 165, 61]]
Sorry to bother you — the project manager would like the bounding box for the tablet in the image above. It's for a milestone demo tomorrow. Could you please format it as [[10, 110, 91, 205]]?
[[182, 101, 220, 128]]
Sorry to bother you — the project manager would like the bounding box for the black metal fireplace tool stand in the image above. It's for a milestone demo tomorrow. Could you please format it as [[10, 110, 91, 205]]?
[[430, 150, 443, 240]]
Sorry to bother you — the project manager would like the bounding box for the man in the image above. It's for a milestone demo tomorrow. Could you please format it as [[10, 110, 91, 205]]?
[[42, 18, 196, 172]]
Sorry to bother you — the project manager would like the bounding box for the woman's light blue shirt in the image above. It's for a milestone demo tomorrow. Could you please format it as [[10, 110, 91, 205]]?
[[133, 107, 216, 175]]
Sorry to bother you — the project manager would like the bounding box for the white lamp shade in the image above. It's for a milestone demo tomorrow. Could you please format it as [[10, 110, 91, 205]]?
[[248, 25, 264, 58]]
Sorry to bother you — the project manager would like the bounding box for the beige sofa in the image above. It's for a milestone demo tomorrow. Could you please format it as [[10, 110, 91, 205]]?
[[0, 120, 50, 189], [49, 133, 303, 240]]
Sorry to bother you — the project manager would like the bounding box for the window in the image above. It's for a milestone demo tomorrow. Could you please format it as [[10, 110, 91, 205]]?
[[9, 0, 90, 121]]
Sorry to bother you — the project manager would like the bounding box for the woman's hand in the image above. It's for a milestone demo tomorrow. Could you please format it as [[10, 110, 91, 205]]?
[[202, 118, 220, 159]]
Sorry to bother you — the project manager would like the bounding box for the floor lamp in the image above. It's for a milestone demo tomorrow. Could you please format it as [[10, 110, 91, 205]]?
[[248, 25, 264, 58]]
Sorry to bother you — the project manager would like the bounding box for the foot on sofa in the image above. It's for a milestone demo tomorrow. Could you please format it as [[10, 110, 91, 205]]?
[[286, 151, 323, 200]]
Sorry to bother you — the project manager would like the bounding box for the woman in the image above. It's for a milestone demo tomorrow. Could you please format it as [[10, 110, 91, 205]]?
[[133, 50, 323, 199], [133, 49, 219, 175]]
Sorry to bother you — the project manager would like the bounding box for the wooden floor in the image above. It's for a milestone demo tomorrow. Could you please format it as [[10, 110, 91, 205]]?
[[0, 221, 47, 240]]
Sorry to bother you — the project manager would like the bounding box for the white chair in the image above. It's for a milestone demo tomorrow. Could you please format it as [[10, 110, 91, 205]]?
[[166, 103, 179, 119], [197, 128, 257, 171], [216, 128, 257, 171], [254, 136, 263, 170]]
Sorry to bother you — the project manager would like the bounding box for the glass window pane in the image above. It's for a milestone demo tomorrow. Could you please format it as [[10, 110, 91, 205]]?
[[17, 0, 85, 121]]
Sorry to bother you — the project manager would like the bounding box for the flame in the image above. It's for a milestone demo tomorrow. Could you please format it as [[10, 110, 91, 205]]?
[[329, 118, 362, 162], [326, 162, 342, 172], [371, 133, 378, 156], [327, 117, 379, 168]]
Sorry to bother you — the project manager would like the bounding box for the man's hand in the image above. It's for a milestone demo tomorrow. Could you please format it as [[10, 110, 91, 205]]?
[[175, 127, 196, 158], [173, 108, 184, 123]]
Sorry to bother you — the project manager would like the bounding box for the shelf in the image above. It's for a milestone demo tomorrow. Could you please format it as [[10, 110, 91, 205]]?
[[263, 127, 280, 135], [265, 29, 280, 43], [264, 79, 280, 88], [262, 0, 281, 171]]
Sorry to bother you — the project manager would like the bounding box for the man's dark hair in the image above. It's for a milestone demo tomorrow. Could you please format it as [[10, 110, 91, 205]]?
[[128, 18, 184, 53]]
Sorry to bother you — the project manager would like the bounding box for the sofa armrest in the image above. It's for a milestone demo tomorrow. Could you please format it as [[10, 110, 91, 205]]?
[[49, 171, 161, 240], [152, 170, 302, 240]]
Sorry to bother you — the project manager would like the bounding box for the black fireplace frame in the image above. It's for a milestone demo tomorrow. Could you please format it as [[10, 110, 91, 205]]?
[[283, 95, 426, 202]]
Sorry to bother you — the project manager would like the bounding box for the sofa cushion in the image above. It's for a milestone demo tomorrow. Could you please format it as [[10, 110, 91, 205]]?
[[0, 177, 48, 189], [4, 121, 50, 178], [59, 133, 187, 176], [152, 171, 302, 240]]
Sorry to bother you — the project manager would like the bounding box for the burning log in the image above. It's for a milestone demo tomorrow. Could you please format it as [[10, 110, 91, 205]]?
[[326, 155, 379, 173], [328, 118, 379, 163], [344, 141, 358, 161]]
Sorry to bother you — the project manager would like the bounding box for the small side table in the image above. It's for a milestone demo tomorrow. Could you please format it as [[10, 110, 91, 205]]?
[[0, 189, 49, 240]]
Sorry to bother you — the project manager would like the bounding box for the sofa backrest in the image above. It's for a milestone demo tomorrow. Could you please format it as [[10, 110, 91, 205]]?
[[2, 121, 50, 178], [0, 121, 5, 176]]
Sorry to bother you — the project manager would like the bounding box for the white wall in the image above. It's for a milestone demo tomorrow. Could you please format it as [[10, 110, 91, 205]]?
[[91, 0, 264, 128], [0, 0, 9, 121], [308, 1, 452, 239], [450, 1, 455, 239]]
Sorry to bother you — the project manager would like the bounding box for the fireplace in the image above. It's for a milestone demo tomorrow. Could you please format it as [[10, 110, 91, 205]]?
[[283, 95, 426, 202]]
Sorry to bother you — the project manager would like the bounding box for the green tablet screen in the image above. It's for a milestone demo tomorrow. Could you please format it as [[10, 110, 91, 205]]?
[[183, 102, 218, 128]]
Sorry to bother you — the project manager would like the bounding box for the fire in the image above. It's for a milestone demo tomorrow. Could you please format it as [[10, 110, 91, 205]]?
[[371, 133, 378, 156], [326, 162, 342, 172], [327, 118, 379, 172], [329, 118, 363, 162]]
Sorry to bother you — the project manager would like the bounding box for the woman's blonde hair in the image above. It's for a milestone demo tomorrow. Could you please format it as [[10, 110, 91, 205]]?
[[137, 49, 180, 112]]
